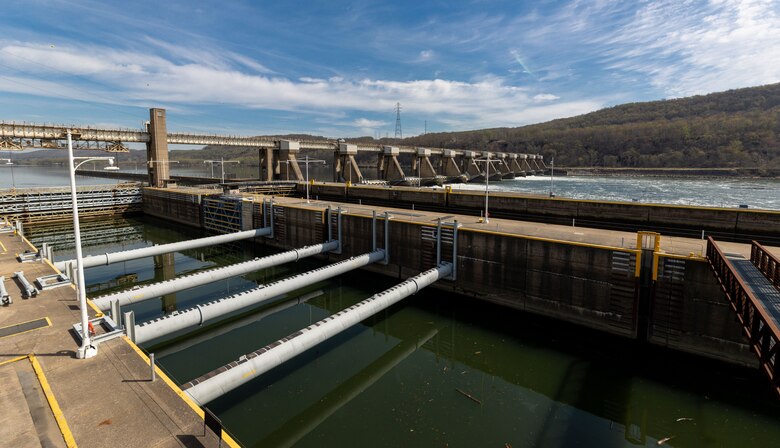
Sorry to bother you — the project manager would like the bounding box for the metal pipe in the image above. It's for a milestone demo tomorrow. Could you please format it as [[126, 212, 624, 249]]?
[[151, 290, 324, 358], [54, 227, 271, 271], [133, 250, 386, 344], [0, 276, 11, 305], [91, 241, 338, 310], [13, 271, 37, 298], [183, 262, 452, 405]]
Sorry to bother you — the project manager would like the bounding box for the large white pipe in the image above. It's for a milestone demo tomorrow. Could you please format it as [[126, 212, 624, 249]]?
[[91, 241, 338, 310], [54, 227, 271, 271], [183, 263, 452, 405], [134, 250, 387, 344], [152, 290, 324, 358]]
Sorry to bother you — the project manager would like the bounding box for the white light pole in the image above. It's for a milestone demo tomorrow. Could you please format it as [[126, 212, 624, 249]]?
[[204, 158, 240, 183], [67, 130, 119, 359], [298, 155, 326, 204], [474, 153, 495, 223], [549, 157, 555, 198]]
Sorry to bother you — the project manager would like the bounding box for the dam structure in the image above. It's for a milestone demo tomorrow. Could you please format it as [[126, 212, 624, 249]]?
[[1, 107, 780, 446]]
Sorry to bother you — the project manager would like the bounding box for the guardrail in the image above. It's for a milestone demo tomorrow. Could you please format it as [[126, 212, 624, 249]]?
[[752, 241, 780, 290], [707, 236, 779, 396]]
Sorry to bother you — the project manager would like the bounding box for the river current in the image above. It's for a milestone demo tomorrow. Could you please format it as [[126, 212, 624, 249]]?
[[3, 164, 780, 210]]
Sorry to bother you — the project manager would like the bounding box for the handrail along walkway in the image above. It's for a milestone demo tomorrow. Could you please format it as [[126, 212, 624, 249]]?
[[706, 236, 780, 396]]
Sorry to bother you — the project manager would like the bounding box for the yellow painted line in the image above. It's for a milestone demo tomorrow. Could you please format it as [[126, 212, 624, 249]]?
[[0, 316, 52, 340], [652, 253, 659, 281], [19, 232, 38, 251], [122, 336, 242, 448], [0, 239, 7, 253], [42, 259, 104, 317], [657, 252, 707, 262], [29, 354, 78, 448], [86, 299, 104, 318], [0, 354, 29, 367]]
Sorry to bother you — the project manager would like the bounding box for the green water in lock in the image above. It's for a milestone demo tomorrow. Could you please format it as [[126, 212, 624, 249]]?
[[27, 216, 780, 448]]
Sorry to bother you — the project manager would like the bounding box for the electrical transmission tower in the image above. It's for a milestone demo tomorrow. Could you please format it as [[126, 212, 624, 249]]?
[[394, 102, 402, 139]]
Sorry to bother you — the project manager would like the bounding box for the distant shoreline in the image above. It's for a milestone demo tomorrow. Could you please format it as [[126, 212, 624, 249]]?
[[558, 167, 780, 178]]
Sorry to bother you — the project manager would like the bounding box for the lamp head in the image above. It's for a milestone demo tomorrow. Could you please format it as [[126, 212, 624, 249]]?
[[104, 158, 119, 170]]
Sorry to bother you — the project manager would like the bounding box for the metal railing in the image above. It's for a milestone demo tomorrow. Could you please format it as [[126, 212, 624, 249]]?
[[707, 236, 779, 396], [752, 241, 780, 290]]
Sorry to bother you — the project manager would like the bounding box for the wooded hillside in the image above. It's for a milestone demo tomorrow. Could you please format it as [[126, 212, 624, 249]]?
[[403, 83, 780, 168]]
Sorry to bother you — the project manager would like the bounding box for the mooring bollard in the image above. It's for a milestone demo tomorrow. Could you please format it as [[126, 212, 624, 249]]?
[[150, 353, 156, 382]]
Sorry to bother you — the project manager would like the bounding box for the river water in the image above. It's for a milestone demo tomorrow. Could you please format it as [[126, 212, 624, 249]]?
[[3, 164, 780, 210], [9, 166, 780, 446]]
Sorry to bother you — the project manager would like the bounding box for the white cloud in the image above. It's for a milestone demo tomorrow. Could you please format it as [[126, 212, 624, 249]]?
[[0, 40, 597, 130], [418, 50, 434, 61], [598, 0, 780, 97], [353, 118, 385, 128], [533, 93, 560, 102]]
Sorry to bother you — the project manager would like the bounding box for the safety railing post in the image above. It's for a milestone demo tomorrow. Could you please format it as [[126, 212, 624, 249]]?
[[123, 311, 136, 342], [111, 300, 122, 328]]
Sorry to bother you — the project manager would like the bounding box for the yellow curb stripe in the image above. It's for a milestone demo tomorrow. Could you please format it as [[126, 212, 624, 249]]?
[[0, 355, 29, 367], [28, 355, 78, 448], [43, 256, 104, 318], [656, 252, 707, 262], [122, 336, 242, 448], [18, 232, 38, 251]]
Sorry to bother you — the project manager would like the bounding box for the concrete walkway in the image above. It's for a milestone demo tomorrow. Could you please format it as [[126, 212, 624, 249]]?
[[0, 231, 233, 448]]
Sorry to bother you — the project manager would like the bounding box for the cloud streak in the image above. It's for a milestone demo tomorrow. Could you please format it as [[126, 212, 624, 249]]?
[[598, 0, 780, 97], [0, 40, 593, 132]]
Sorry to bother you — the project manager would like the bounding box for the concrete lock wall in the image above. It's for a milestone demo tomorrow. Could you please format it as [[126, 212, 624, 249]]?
[[253, 203, 754, 365], [143, 189, 207, 227], [143, 188, 756, 366], [650, 255, 754, 366], [256, 203, 636, 337], [303, 183, 780, 236]]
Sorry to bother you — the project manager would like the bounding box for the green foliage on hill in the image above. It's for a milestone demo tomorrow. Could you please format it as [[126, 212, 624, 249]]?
[[403, 83, 780, 168]]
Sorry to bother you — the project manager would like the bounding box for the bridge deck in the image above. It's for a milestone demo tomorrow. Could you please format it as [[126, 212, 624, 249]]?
[[0, 231, 233, 447]]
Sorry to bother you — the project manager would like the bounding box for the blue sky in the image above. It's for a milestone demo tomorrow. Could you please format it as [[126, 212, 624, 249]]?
[[0, 0, 778, 138]]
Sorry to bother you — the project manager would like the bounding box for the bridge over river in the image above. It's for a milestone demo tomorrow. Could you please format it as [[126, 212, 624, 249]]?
[[2, 108, 547, 188]]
